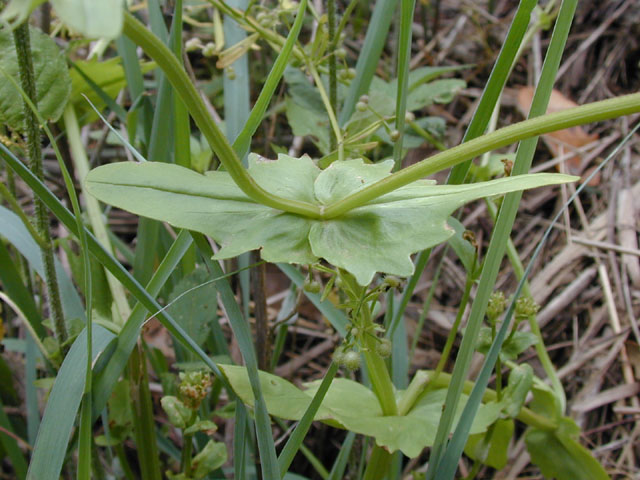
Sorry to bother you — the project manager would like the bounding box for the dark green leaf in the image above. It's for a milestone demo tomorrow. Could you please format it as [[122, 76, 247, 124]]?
[[0, 26, 71, 131]]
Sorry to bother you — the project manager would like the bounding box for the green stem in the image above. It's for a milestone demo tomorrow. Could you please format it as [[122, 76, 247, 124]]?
[[361, 309, 398, 416], [486, 199, 566, 410], [122, 11, 322, 219], [327, 0, 337, 153], [323, 93, 640, 218], [12, 22, 67, 348], [430, 274, 474, 386], [306, 60, 344, 161]]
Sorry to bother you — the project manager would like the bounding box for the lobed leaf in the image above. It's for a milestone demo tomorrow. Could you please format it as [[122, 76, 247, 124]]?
[[85, 154, 576, 285]]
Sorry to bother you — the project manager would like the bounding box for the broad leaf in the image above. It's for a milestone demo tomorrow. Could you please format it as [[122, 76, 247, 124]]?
[[525, 418, 610, 480], [85, 154, 576, 285], [464, 418, 514, 469], [0, 26, 71, 131], [219, 365, 500, 458], [51, 0, 125, 39]]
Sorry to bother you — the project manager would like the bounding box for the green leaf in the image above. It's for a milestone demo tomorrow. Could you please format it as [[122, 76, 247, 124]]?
[[69, 57, 155, 123], [0, 0, 47, 27], [219, 365, 501, 458], [464, 418, 513, 469], [191, 440, 227, 479], [406, 78, 467, 111], [27, 326, 115, 480], [285, 97, 331, 154], [85, 155, 576, 285], [160, 396, 192, 430], [476, 328, 538, 362], [0, 26, 71, 131], [167, 267, 216, 348], [525, 418, 610, 480], [51, 0, 125, 39], [499, 364, 533, 419]]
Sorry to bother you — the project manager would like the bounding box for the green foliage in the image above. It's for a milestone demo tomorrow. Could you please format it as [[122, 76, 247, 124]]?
[[1, 0, 125, 39], [526, 418, 609, 480], [167, 268, 217, 349], [85, 155, 574, 285], [0, 26, 71, 131], [220, 364, 501, 458]]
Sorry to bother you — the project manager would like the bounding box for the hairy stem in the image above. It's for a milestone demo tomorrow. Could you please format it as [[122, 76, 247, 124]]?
[[12, 23, 67, 348]]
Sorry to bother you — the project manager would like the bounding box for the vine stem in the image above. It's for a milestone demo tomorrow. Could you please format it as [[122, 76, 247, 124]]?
[[322, 92, 640, 218], [122, 11, 323, 219], [12, 23, 67, 348]]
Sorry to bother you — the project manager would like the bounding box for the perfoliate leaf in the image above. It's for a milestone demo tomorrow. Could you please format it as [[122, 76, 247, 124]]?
[[85, 154, 576, 285], [0, 26, 71, 131], [219, 364, 500, 458]]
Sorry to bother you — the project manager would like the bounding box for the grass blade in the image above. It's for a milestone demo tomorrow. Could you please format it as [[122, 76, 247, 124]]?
[[27, 326, 115, 480], [426, 1, 577, 477], [232, 0, 308, 158], [277, 362, 339, 475]]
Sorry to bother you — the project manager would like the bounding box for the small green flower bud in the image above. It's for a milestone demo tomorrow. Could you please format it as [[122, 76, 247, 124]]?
[[486, 291, 506, 323], [515, 296, 540, 320], [225, 66, 236, 80], [343, 350, 361, 371], [335, 47, 347, 59], [356, 101, 368, 112], [375, 338, 392, 358], [346, 68, 356, 79], [358, 94, 369, 104], [404, 111, 415, 123], [389, 130, 401, 142]]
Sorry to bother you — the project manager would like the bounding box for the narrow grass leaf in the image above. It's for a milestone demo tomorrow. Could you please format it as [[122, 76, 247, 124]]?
[[232, 0, 308, 158], [428, 2, 577, 477], [278, 362, 339, 475], [27, 326, 115, 480], [0, 205, 85, 323]]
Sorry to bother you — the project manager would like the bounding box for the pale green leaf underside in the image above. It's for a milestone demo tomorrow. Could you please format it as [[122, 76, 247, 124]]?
[[85, 154, 575, 284], [51, 0, 125, 39], [219, 364, 500, 458]]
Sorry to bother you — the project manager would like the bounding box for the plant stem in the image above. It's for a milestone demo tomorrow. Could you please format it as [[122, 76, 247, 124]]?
[[12, 23, 67, 348], [122, 11, 322, 219], [327, 0, 337, 153], [323, 92, 640, 218], [306, 60, 344, 161]]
